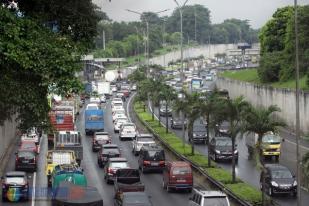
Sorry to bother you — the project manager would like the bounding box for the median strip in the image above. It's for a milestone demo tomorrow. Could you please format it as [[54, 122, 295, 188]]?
[[133, 101, 263, 206]]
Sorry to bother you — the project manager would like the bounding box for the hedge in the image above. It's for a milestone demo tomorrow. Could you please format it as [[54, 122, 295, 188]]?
[[134, 101, 262, 205]]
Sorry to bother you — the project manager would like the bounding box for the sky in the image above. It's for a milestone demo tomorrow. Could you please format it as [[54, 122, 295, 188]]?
[[93, 0, 309, 29]]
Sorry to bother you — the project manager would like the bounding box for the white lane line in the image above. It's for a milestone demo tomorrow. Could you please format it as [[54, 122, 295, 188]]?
[[31, 172, 36, 206], [284, 138, 309, 151]]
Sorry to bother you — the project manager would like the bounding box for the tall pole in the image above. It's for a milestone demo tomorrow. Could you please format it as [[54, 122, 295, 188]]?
[[146, 20, 150, 75], [134, 26, 140, 66], [163, 19, 166, 68], [102, 30, 106, 50], [294, 1, 301, 205], [194, 6, 197, 42]]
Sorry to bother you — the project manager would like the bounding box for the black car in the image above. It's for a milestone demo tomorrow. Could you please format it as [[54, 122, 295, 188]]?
[[138, 145, 165, 173], [114, 192, 153, 206], [2, 171, 29, 202], [191, 125, 207, 144], [170, 116, 187, 130], [209, 136, 238, 162], [215, 121, 230, 136], [260, 164, 297, 197], [15, 150, 37, 172], [97, 144, 120, 168]]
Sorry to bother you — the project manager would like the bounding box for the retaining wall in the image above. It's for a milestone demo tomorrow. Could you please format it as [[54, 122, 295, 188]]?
[[216, 77, 309, 134]]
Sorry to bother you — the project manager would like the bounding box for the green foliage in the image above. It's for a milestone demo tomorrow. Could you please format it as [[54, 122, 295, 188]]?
[[0, 7, 83, 128], [225, 183, 262, 205], [134, 101, 262, 205], [258, 5, 309, 85]]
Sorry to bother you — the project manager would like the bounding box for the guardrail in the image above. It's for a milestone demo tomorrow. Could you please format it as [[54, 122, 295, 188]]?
[[134, 107, 255, 206]]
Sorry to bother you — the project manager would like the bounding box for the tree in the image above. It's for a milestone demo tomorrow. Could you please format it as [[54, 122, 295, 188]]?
[[174, 91, 200, 155], [199, 92, 223, 167], [242, 105, 286, 205], [159, 85, 176, 133], [223, 96, 249, 183], [0, 7, 83, 128]]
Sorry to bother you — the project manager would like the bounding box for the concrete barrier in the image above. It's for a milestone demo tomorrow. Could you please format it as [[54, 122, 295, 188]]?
[[0, 117, 19, 175], [216, 77, 309, 134]]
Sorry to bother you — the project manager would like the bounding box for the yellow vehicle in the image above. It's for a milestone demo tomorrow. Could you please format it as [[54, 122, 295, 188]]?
[[45, 150, 77, 186], [246, 132, 281, 161]]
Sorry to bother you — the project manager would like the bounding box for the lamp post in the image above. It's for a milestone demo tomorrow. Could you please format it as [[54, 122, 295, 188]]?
[[134, 26, 140, 66], [126, 9, 169, 76], [173, 0, 189, 81], [294, 1, 301, 205]]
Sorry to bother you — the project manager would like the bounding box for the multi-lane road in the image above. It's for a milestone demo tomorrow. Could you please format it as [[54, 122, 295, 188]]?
[[149, 78, 309, 206]]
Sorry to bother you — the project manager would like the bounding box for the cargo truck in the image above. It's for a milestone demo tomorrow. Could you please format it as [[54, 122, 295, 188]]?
[[85, 109, 104, 135], [54, 131, 83, 165]]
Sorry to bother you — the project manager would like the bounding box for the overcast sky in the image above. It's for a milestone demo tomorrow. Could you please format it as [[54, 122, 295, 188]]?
[[93, 0, 308, 29]]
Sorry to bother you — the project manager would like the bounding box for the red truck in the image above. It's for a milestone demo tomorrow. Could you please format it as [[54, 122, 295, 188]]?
[[48, 105, 75, 147]]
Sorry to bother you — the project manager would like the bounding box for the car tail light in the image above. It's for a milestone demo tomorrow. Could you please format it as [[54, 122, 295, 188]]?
[[159, 161, 165, 165], [143, 160, 150, 165], [108, 168, 115, 174]]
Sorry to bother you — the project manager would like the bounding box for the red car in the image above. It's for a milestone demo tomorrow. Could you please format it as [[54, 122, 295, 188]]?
[[19, 141, 39, 154], [162, 161, 193, 193]]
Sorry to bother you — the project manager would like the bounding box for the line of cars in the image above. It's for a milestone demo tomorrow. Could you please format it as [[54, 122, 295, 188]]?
[[1, 127, 41, 202]]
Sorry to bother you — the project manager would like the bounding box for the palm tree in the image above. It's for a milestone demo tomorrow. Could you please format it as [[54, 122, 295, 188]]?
[[159, 84, 176, 133], [242, 104, 285, 205], [174, 90, 200, 155], [223, 96, 249, 183], [199, 91, 224, 167]]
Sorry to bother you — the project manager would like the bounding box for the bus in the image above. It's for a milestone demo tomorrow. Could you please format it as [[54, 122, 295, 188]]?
[[191, 77, 203, 91]]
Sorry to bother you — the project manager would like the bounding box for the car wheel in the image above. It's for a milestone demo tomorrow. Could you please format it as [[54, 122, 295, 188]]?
[[292, 191, 297, 197], [268, 187, 273, 196]]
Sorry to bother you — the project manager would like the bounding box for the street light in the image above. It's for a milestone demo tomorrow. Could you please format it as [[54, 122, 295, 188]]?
[[294, 1, 301, 205], [134, 26, 140, 66], [126, 9, 169, 76], [173, 0, 189, 81]]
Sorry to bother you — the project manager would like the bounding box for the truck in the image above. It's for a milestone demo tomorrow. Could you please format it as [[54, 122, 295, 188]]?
[[54, 131, 83, 165], [245, 131, 282, 161], [114, 168, 145, 198], [45, 150, 77, 187], [48, 105, 75, 147], [97, 81, 112, 98], [85, 109, 104, 135]]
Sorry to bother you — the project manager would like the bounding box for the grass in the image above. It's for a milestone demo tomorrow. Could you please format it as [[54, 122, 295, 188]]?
[[220, 69, 309, 90], [134, 101, 262, 205]]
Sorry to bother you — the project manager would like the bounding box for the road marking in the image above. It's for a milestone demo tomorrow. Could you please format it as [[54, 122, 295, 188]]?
[[126, 93, 135, 122], [31, 172, 36, 206], [284, 138, 309, 151]]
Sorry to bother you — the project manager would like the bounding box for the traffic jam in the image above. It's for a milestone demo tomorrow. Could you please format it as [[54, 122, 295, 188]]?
[[1, 78, 231, 206]]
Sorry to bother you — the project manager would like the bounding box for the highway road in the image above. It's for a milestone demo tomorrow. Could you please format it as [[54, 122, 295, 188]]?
[[149, 78, 309, 206]]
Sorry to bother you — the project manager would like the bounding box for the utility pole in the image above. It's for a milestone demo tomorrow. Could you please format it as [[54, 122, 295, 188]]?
[[102, 30, 106, 50], [294, 1, 301, 205], [134, 26, 140, 66], [194, 6, 197, 42]]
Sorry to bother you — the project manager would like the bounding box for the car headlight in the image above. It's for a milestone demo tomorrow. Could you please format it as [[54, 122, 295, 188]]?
[[234, 150, 238, 154], [276, 148, 280, 152], [293, 180, 297, 186], [271, 181, 279, 187], [215, 150, 221, 154], [193, 133, 197, 137]]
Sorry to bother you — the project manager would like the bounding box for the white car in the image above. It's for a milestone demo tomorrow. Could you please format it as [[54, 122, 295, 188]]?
[[111, 85, 117, 93], [116, 92, 124, 98], [21, 128, 40, 144], [114, 118, 129, 133], [111, 98, 123, 108], [112, 105, 124, 114], [119, 123, 137, 141], [132, 133, 156, 155], [131, 84, 137, 91], [86, 103, 99, 110], [90, 97, 101, 104], [205, 74, 213, 81], [99, 95, 106, 103], [113, 113, 127, 122]]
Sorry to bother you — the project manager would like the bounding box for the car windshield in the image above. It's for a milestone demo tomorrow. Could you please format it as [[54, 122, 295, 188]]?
[[124, 194, 150, 205], [172, 166, 191, 175], [138, 137, 153, 142], [96, 135, 109, 141], [114, 102, 123, 106], [262, 134, 281, 144], [6, 176, 25, 185], [18, 151, 35, 158], [145, 150, 164, 160], [87, 106, 98, 110], [271, 170, 293, 179], [110, 162, 129, 168], [103, 149, 120, 155], [203, 197, 229, 206], [216, 139, 232, 146], [124, 126, 135, 131], [21, 143, 35, 149]]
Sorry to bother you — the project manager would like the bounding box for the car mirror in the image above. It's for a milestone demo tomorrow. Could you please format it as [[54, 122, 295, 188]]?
[[15, 152, 18, 155], [148, 195, 152, 199], [282, 138, 285, 142], [235, 144, 238, 147], [28, 175, 32, 179], [293, 175, 296, 178]]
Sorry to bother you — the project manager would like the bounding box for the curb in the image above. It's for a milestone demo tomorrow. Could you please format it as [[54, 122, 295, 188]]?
[[133, 104, 256, 206], [0, 135, 19, 177]]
